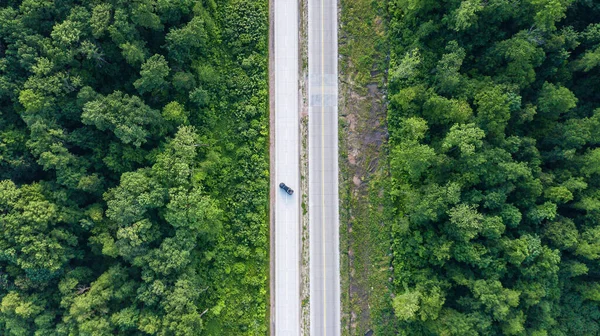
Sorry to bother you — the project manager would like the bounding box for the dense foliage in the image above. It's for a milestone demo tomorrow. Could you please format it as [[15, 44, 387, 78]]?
[[387, 0, 600, 334], [0, 0, 269, 334]]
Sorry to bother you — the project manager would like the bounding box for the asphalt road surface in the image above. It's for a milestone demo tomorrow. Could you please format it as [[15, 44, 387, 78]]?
[[272, 0, 300, 333], [308, 0, 340, 333]]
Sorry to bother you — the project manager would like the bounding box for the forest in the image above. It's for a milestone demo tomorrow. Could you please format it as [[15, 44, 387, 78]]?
[[0, 0, 269, 334], [386, 0, 600, 335]]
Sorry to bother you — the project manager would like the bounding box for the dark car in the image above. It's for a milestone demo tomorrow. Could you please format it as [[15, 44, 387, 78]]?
[[279, 182, 294, 195]]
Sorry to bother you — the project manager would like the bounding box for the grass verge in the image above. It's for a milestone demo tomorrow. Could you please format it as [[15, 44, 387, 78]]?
[[338, 0, 395, 334]]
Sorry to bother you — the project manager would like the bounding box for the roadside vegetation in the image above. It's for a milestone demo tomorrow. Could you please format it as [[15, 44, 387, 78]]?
[[0, 0, 269, 334], [387, 0, 600, 334], [338, 0, 393, 334]]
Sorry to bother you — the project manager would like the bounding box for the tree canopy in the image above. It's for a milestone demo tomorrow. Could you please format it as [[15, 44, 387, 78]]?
[[385, 0, 600, 335], [0, 0, 269, 334]]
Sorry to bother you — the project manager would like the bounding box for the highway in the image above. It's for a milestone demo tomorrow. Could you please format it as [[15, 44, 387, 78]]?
[[308, 0, 340, 333], [271, 0, 300, 333]]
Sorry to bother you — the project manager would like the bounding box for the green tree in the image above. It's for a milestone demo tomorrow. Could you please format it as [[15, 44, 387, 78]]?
[[441, 123, 485, 156], [435, 41, 466, 93], [423, 93, 472, 126], [448, 0, 483, 31], [81, 91, 163, 147], [134, 54, 170, 96], [162, 101, 189, 126], [537, 82, 577, 120], [0, 180, 77, 275], [475, 85, 511, 138], [165, 17, 208, 65]]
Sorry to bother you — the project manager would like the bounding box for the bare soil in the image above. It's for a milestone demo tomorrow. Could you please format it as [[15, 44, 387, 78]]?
[[339, 67, 388, 335]]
